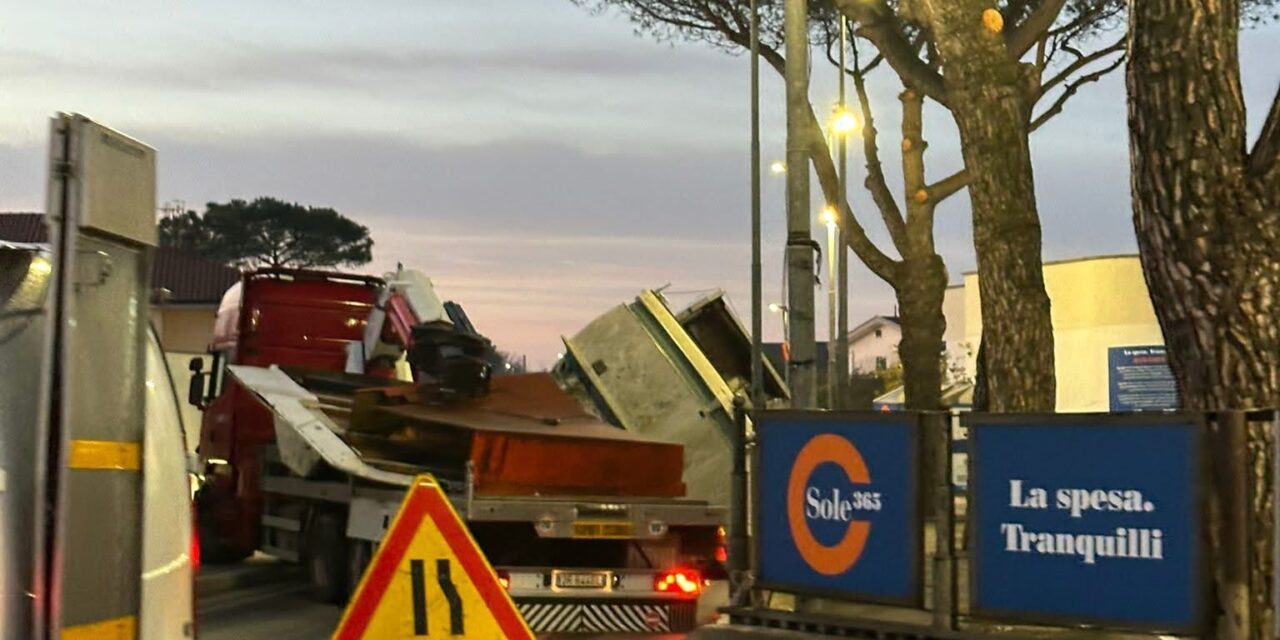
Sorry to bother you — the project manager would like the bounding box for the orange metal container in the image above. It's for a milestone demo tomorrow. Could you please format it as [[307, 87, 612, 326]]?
[[355, 374, 687, 498]]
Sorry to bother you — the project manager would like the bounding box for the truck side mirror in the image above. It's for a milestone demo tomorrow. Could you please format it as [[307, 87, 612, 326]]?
[[187, 357, 207, 408]]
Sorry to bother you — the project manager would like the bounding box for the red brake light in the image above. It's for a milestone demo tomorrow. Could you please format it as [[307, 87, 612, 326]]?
[[191, 512, 201, 570], [655, 569, 702, 595], [190, 506, 201, 638]]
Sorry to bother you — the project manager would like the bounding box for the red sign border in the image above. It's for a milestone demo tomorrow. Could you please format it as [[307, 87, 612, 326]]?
[[333, 476, 534, 640]]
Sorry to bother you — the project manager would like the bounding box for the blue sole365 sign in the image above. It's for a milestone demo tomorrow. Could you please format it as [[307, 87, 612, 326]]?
[[757, 412, 920, 604], [968, 414, 1203, 632]]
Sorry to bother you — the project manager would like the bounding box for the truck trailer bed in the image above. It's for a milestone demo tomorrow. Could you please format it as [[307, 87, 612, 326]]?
[[230, 365, 689, 499]]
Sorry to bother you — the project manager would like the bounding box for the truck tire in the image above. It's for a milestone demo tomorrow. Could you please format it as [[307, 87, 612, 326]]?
[[305, 512, 349, 604]]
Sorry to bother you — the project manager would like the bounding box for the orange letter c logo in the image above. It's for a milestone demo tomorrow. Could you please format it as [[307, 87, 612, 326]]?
[[787, 434, 872, 576]]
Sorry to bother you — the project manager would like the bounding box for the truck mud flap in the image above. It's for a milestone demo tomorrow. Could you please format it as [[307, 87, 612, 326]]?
[[517, 600, 696, 634]]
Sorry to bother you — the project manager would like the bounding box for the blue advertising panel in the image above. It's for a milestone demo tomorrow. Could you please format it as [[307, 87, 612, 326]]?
[[756, 412, 920, 604], [968, 415, 1203, 632], [1109, 345, 1179, 412]]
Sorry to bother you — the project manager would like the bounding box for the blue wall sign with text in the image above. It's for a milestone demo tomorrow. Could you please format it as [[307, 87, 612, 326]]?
[[757, 412, 920, 604], [1109, 345, 1179, 412], [968, 415, 1202, 632]]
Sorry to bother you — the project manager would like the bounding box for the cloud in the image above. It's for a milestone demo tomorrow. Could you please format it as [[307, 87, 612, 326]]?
[[133, 131, 749, 241], [0, 42, 712, 93]]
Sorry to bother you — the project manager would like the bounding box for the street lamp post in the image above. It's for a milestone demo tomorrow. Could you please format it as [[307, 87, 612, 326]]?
[[820, 205, 838, 409], [825, 106, 858, 409], [784, 0, 816, 409], [768, 302, 791, 387], [835, 15, 851, 410]]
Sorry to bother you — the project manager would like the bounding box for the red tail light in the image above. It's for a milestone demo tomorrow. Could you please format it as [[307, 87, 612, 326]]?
[[655, 569, 702, 595], [496, 570, 511, 590], [715, 526, 728, 563], [191, 519, 201, 571], [190, 505, 201, 638]]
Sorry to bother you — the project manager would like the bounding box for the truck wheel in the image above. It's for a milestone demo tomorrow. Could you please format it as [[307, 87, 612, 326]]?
[[305, 512, 349, 604], [347, 540, 373, 596]]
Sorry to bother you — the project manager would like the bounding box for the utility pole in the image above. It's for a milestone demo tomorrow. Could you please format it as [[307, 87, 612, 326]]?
[[784, 0, 816, 409], [835, 16, 851, 409], [825, 209, 837, 408], [729, 0, 762, 604], [749, 0, 763, 414]]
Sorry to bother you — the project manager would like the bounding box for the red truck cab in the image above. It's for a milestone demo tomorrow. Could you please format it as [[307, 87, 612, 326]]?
[[196, 269, 385, 561]]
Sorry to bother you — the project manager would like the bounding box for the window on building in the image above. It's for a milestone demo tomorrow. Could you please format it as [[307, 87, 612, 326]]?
[[875, 329, 882, 338], [876, 356, 887, 371]]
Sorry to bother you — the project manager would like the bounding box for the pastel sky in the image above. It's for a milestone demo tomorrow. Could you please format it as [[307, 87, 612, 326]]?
[[1, 2, 1276, 367]]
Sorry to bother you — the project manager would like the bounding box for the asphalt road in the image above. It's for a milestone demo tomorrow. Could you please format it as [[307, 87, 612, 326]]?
[[196, 560, 696, 640], [199, 579, 342, 640]]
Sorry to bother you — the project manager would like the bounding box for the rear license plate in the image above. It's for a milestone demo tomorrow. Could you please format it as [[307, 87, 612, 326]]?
[[572, 520, 634, 539], [554, 571, 611, 589]]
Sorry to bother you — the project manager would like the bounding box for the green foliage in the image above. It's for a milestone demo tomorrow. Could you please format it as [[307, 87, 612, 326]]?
[[876, 361, 904, 392], [844, 372, 884, 410], [159, 197, 373, 269]]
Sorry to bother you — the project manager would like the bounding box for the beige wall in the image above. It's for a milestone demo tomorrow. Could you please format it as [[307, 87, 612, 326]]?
[[151, 305, 217, 354], [164, 351, 209, 453], [149, 305, 217, 453], [954, 255, 1167, 412], [942, 285, 969, 383]]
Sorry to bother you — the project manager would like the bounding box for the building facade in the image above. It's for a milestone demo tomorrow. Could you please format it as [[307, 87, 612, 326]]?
[[951, 254, 1171, 412], [846, 315, 901, 374]]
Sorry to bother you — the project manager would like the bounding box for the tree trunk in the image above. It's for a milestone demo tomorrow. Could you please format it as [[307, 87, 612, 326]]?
[[1129, 3, 1280, 637], [919, 0, 1057, 412], [972, 335, 989, 412], [896, 88, 947, 412], [1128, 0, 1280, 412], [896, 252, 948, 410]]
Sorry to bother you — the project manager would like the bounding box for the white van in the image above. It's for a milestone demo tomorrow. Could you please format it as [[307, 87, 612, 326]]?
[[0, 244, 195, 638], [142, 322, 199, 638]]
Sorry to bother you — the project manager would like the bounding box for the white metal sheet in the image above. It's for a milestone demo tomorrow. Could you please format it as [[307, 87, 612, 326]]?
[[227, 365, 411, 487]]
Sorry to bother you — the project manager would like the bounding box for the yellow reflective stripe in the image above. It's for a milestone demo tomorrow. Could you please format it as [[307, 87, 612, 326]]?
[[67, 440, 140, 471], [62, 615, 136, 640]]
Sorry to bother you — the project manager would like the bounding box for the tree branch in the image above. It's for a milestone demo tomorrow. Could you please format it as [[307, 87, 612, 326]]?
[[927, 168, 969, 202], [626, 1, 715, 36], [1030, 52, 1125, 132], [851, 43, 908, 254], [1045, 1, 1114, 40], [715, 7, 896, 280], [833, 0, 949, 106], [824, 40, 884, 80], [1248, 83, 1280, 180], [1038, 36, 1125, 96], [1006, 0, 1068, 60], [804, 105, 900, 282]]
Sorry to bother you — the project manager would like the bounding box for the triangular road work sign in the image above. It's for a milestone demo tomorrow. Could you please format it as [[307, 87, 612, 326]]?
[[333, 475, 535, 639]]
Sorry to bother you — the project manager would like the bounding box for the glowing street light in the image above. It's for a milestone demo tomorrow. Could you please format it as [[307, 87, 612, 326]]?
[[831, 109, 859, 136], [769, 160, 787, 175], [768, 302, 787, 313], [819, 205, 838, 228]]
